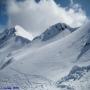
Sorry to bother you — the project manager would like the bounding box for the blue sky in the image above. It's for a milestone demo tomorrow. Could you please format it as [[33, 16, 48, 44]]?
[[55, 0, 90, 17], [0, 0, 8, 26], [0, 0, 89, 31]]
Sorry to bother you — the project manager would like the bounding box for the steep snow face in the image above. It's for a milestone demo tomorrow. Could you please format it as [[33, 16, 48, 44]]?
[[31, 23, 77, 47], [15, 25, 33, 41], [0, 26, 32, 68]]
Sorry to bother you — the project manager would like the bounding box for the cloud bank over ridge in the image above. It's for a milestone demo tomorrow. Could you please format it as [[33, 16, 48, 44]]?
[[8, 0, 88, 36]]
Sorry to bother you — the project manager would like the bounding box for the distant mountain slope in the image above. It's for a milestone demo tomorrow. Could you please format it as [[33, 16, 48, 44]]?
[[56, 65, 90, 90], [31, 23, 77, 47], [77, 35, 90, 60], [0, 25, 32, 68]]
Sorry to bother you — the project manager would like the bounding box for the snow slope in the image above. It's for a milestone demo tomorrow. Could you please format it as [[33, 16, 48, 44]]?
[[0, 25, 32, 70], [0, 21, 90, 90], [56, 65, 90, 90]]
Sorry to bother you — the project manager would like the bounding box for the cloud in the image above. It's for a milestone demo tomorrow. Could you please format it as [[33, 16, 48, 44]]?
[[8, 0, 88, 37], [70, 0, 74, 5]]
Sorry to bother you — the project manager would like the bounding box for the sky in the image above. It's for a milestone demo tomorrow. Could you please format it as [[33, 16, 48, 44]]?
[[0, 0, 90, 36]]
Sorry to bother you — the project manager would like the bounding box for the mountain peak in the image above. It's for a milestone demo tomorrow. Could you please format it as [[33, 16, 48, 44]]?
[[15, 25, 33, 40], [0, 25, 33, 49], [33, 22, 76, 42]]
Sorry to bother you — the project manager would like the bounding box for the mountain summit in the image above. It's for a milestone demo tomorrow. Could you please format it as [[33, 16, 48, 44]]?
[[15, 25, 33, 40], [31, 23, 77, 47], [0, 25, 33, 48], [33, 23, 76, 41]]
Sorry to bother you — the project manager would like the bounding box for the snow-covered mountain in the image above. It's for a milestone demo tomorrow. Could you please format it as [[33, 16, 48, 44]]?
[[0, 25, 33, 69], [0, 25, 33, 48], [56, 65, 90, 90], [31, 23, 77, 47], [0, 21, 90, 90], [0, 25, 32, 48]]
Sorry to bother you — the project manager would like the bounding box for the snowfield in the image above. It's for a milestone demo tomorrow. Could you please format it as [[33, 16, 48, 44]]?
[[0, 21, 90, 90]]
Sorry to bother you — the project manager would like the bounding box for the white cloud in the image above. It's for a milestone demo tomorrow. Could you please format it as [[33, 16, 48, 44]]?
[[8, 0, 88, 37]]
